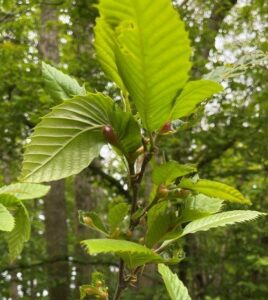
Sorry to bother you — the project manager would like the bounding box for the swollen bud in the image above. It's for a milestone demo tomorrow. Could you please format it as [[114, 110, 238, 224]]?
[[102, 125, 118, 146], [157, 184, 169, 198], [83, 216, 93, 226], [160, 122, 172, 135], [175, 189, 190, 198]]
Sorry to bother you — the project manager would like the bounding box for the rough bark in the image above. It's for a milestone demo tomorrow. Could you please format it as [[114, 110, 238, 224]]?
[[39, 3, 70, 300]]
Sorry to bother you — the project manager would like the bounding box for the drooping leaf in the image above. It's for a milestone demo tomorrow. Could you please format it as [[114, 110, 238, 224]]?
[[42, 62, 86, 101], [79, 211, 108, 236], [0, 183, 50, 200], [0, 203, 15, 232], [94, 18, 126, 92], [152, 161, 196, 185], [97, 0, 192, 131], [169, 79, 223, 120], [179, 178, 251, 205], [180, 194, 224, 222], [108, 202, 130, 235], [158, 264, 191, 300], [21, 93, 141, 182], [6, 203, 31, 260], [81, 239, 164, 269], [180, 210, 266, 237]]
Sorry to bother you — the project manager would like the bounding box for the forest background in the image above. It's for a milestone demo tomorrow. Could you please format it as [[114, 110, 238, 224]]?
[[0, 0, 267, 299]]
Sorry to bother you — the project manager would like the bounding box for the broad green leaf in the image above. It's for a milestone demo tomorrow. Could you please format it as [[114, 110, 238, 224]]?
[[0, 203, 15, 232], [152, 161, 196, 185], [108, 202, 130, 234], [21, 93, 141, 182], [42, 62, 86, 101], [180, 194, 224, 222], [97, 0, 192, 131], [0, 183, 50, 200], [179, 178, 251, 205], [158, 264, 191, 300], [6, 203, 31, 260], [170, 79, 223, 120], [94, 18, 126, 92], [79, 211, 108, 236], [81, 239, 164, 269], [180, 210, 266, 237]]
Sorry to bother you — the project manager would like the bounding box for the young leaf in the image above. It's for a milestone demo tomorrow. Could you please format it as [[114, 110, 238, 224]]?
[[180, 194, 224, 222], [179, 178, 251, 205], [42, 62, 86, 101], [0, 203, 15, 232], [79, 211, 108, 236], [180, 210, 266, 237], [158, 264, 191, 300], [5, 203, 31, 260], [97, 0, 192, 131], [108, 202, 130, 235], [152, 161, 196, 185], [170, 79, 223, 120], [81, 239, 164, 269], [21, 93, 141, 182], [0, 183, 50, 200]]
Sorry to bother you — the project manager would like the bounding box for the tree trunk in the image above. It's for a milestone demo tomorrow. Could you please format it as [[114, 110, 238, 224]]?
[[39, 3, 70, 300]]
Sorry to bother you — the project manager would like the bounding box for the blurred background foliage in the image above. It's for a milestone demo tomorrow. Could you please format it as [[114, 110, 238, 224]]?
[[0, 0, 267, 299]]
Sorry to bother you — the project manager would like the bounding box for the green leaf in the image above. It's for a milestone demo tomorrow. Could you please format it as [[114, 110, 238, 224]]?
[[81, 239, 164, 269], [97, 0, 192, 131], [179, 178, 251, 205], [0, 183, 50, 200], [146, 210, 177, 248], [170, 79, 223, 120], [6, 203, 31, 261], [21, 93, 141, 182], [42, 62, 86, 101], [0, 203, 15, 232], [152, 161, 196, 185], [94, 18, 126, 92], [79, 211, 108, 235], [108, 203, 130, 234], [180, 210, 266, 237], [0, 194, 20, 207], [158, 264, 191, 300], [180, 194, 224, 222]]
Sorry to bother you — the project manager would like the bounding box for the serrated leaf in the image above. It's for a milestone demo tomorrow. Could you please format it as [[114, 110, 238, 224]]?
[[81, 239, 164, 269], [180, 210, 266, 237], [180, 194, 224, 222], [170, 79, 223, 120], [5, 203, 31, 261], [0, 183, 50, 200], [158, 264, 191, 300], [21, 93, 141, 182], [179, 178, 251, 205], [97, 0, 192, 131], [0, 203, 15, 232], [94, 18, 126, 92], [152, 161, 196, 185], [108, 203, 130, 234], [79, 211, 108, 235], [42, 62, 86, 101]]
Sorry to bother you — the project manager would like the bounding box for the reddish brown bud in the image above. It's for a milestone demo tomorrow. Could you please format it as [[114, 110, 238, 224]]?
[[160, 122, 172, 134], [175, 189, 190, 198], [157, 185, 169, 198], [102, 125, 118, 145]]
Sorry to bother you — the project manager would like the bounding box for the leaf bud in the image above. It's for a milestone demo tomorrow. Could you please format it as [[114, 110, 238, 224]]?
[[102, 125, 118, 146], [160, 122, 172, 134], [175, 189, 190, 198], [157, 184, 169, 198], [83, 216, 93, 226]]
